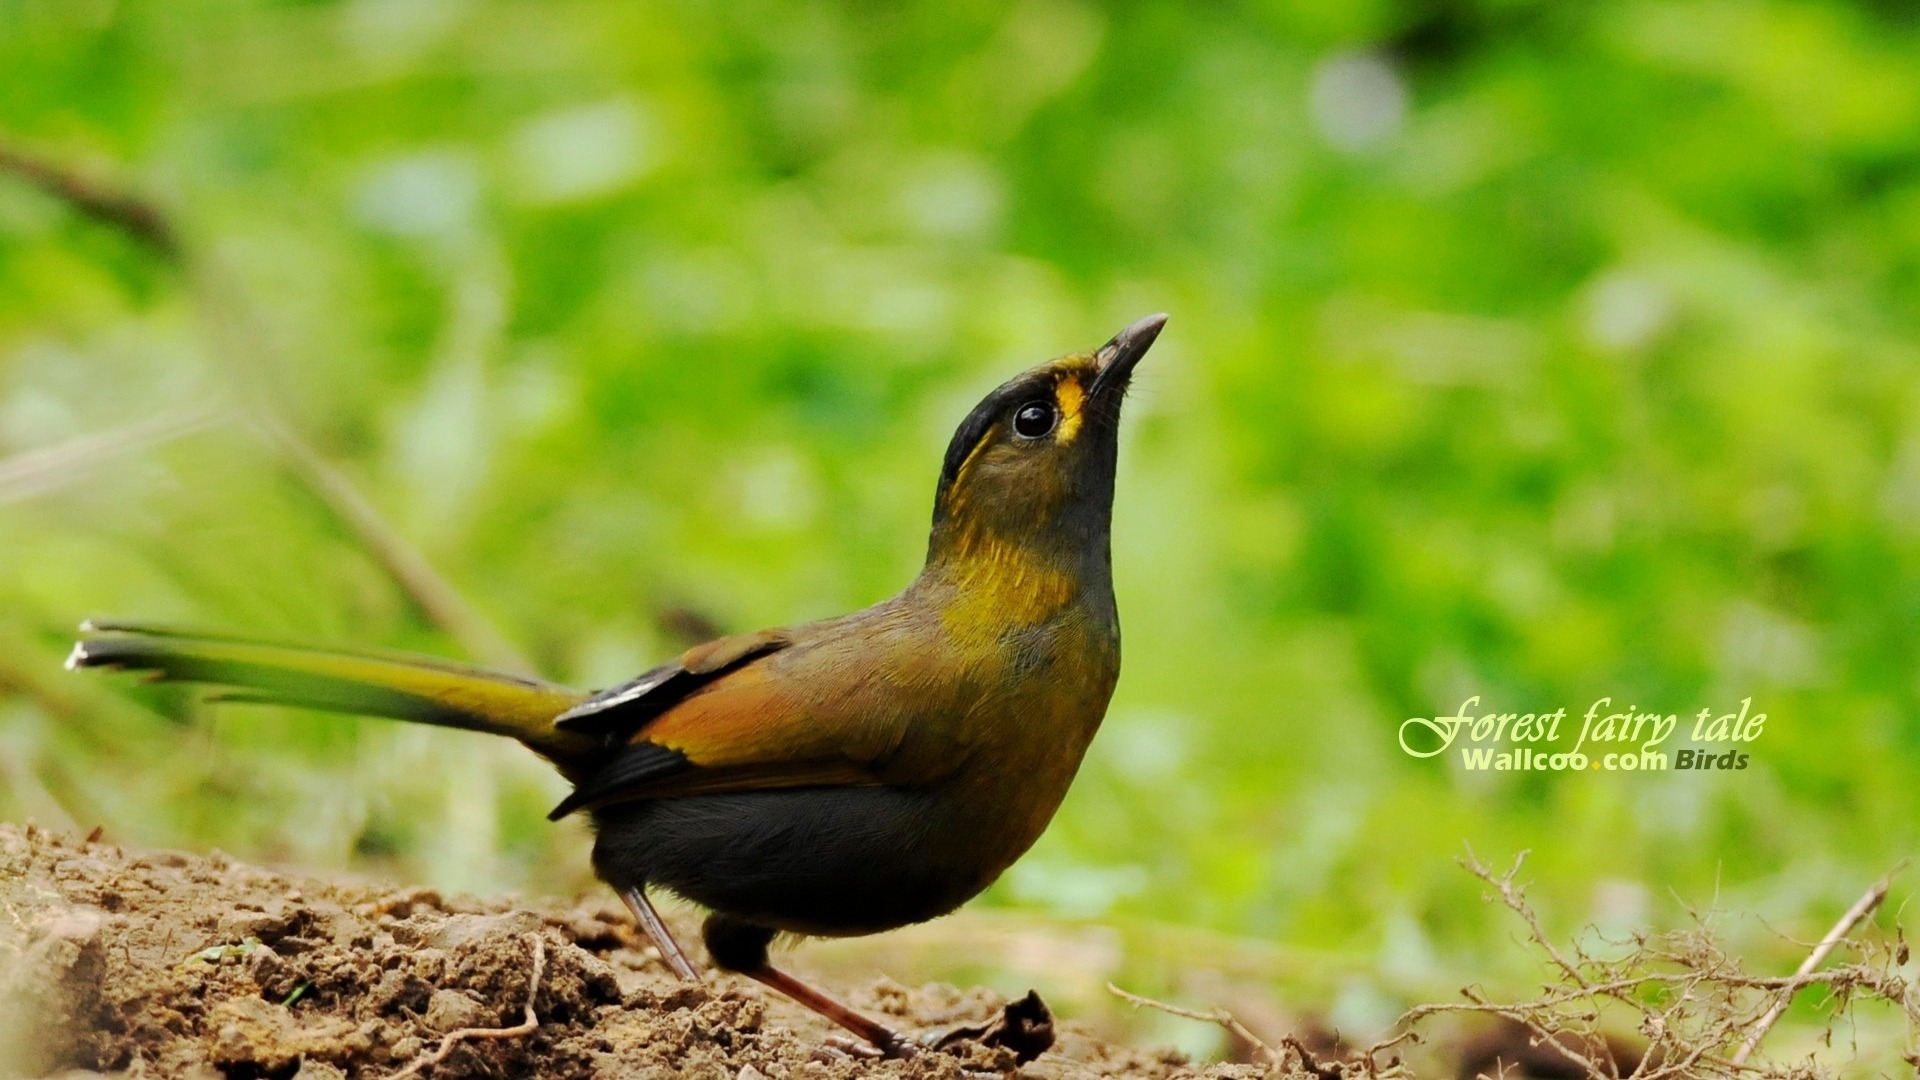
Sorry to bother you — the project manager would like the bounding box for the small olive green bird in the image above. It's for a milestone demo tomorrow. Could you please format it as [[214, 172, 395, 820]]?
[[69, 313, 1167, 1057]]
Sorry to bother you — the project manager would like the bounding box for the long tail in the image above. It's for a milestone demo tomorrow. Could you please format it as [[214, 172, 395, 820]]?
[[68, 620, 599, 764]]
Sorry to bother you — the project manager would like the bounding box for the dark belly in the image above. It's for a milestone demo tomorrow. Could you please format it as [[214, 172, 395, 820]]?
[[588, 787, 994, 937]]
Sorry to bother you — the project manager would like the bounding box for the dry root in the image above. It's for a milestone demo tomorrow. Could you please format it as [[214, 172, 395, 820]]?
[[1113, 851, 1914, 1079], [387, 934, 546, 1079]]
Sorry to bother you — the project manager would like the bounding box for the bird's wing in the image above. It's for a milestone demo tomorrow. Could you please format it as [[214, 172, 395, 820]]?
[[548, 616, 963, 819], [551, 628, 792, 738]]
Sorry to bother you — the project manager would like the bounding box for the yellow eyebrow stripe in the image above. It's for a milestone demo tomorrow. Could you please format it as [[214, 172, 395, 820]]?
[[1055, 376, 1086, 444]]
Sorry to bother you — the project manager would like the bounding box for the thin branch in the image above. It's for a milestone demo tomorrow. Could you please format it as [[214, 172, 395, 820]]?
[[0, 131, 535, 674], [1400, 963, 1888, 1021], [1730, 864, 1904, 1066], [1465, 846, 1592, 991], [1459, 848, 1616, 1077], [388, 934, 545, 1079], [1106, 982, 1287, 1067], [0, 139, 179, 257], [1360, 1028, 1419, 1078]]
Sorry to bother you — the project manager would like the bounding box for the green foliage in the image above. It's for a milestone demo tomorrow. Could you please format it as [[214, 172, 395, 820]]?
[[3, 0, 1917, 1021]]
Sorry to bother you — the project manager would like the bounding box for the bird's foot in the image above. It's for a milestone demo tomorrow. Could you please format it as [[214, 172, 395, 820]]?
[[928, 990, 1056, 1064], [820, 1033, 918, 1060]]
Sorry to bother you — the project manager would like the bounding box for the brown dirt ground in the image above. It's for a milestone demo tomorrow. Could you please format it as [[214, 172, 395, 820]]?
[[0, 823, 1265, 1080]]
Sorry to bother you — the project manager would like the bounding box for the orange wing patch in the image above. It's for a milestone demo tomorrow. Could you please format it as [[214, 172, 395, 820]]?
[[635, 658, 902, 783]]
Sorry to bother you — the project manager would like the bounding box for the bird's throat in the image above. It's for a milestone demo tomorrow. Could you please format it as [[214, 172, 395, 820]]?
[[922, 525, 1095, 639]]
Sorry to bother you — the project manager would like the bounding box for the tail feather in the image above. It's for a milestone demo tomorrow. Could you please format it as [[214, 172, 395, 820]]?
[[69, 621, 598, 764]]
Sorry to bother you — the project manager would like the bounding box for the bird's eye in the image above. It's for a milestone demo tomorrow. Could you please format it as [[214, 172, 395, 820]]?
[[1012, 400, 1057, 439]]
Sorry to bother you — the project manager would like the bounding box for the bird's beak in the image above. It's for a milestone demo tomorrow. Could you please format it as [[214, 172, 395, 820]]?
[[1090, 313, 1168, 400]]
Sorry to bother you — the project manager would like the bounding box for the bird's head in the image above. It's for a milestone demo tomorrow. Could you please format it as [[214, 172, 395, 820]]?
[[926, 314, 1166, 571]]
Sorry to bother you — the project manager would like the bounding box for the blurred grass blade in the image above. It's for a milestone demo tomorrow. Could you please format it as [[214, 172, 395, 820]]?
[[0, 408, 227, 505]]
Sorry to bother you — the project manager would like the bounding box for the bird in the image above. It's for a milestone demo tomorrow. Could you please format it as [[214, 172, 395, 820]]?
[[67, 313, 1168, 1058]]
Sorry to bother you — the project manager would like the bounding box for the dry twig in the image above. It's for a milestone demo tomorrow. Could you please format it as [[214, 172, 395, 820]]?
[[1730, 863, 1904, 1066], [1107, 981, 1282, 1065], [1465, 846, 1591, 990], [1391, 851, 1918, 1080]]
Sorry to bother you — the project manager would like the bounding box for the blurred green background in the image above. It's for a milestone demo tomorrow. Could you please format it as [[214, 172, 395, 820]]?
[[2, 0, 1916, 1061]]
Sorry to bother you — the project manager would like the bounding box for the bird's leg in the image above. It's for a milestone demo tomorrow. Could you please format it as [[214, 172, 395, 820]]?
[[704, 913, 916, 1058], [617, 884, 701, 981], [742, 965, 915, 1058]]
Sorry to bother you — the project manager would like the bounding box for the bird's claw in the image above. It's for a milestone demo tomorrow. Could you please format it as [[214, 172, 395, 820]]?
[[819, 1033, 915, 1060]]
